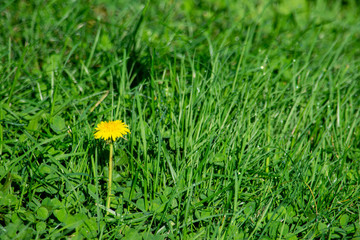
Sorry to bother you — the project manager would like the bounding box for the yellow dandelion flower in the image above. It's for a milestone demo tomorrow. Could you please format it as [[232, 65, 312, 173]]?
[[94, 120, 130, 141]]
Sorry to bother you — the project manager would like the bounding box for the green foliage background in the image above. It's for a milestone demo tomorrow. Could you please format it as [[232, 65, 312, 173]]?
[[1, 0, 360, 239]]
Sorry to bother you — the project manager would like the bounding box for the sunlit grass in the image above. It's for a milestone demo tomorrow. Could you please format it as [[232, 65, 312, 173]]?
[[1, 0, 360, 239]]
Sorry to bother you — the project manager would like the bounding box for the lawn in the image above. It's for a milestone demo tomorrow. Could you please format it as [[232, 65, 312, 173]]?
[[1, 0, 360, 239]]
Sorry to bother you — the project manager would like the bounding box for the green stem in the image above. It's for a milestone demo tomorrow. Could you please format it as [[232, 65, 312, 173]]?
[[266, 114, 271, 173], [106, 142, 114, 215]]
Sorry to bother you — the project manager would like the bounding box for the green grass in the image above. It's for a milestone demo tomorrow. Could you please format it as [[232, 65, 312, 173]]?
[[1, 0, 360, 239]]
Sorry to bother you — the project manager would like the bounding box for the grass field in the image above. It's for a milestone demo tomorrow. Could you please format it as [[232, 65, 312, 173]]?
[[1, 0, 360, 239]]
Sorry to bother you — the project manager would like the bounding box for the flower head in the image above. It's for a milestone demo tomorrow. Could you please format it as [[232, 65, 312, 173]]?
[[94, 120, 130, 141]]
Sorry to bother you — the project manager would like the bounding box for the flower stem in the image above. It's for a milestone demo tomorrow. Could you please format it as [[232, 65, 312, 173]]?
[[106, 142, 114, 215]]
